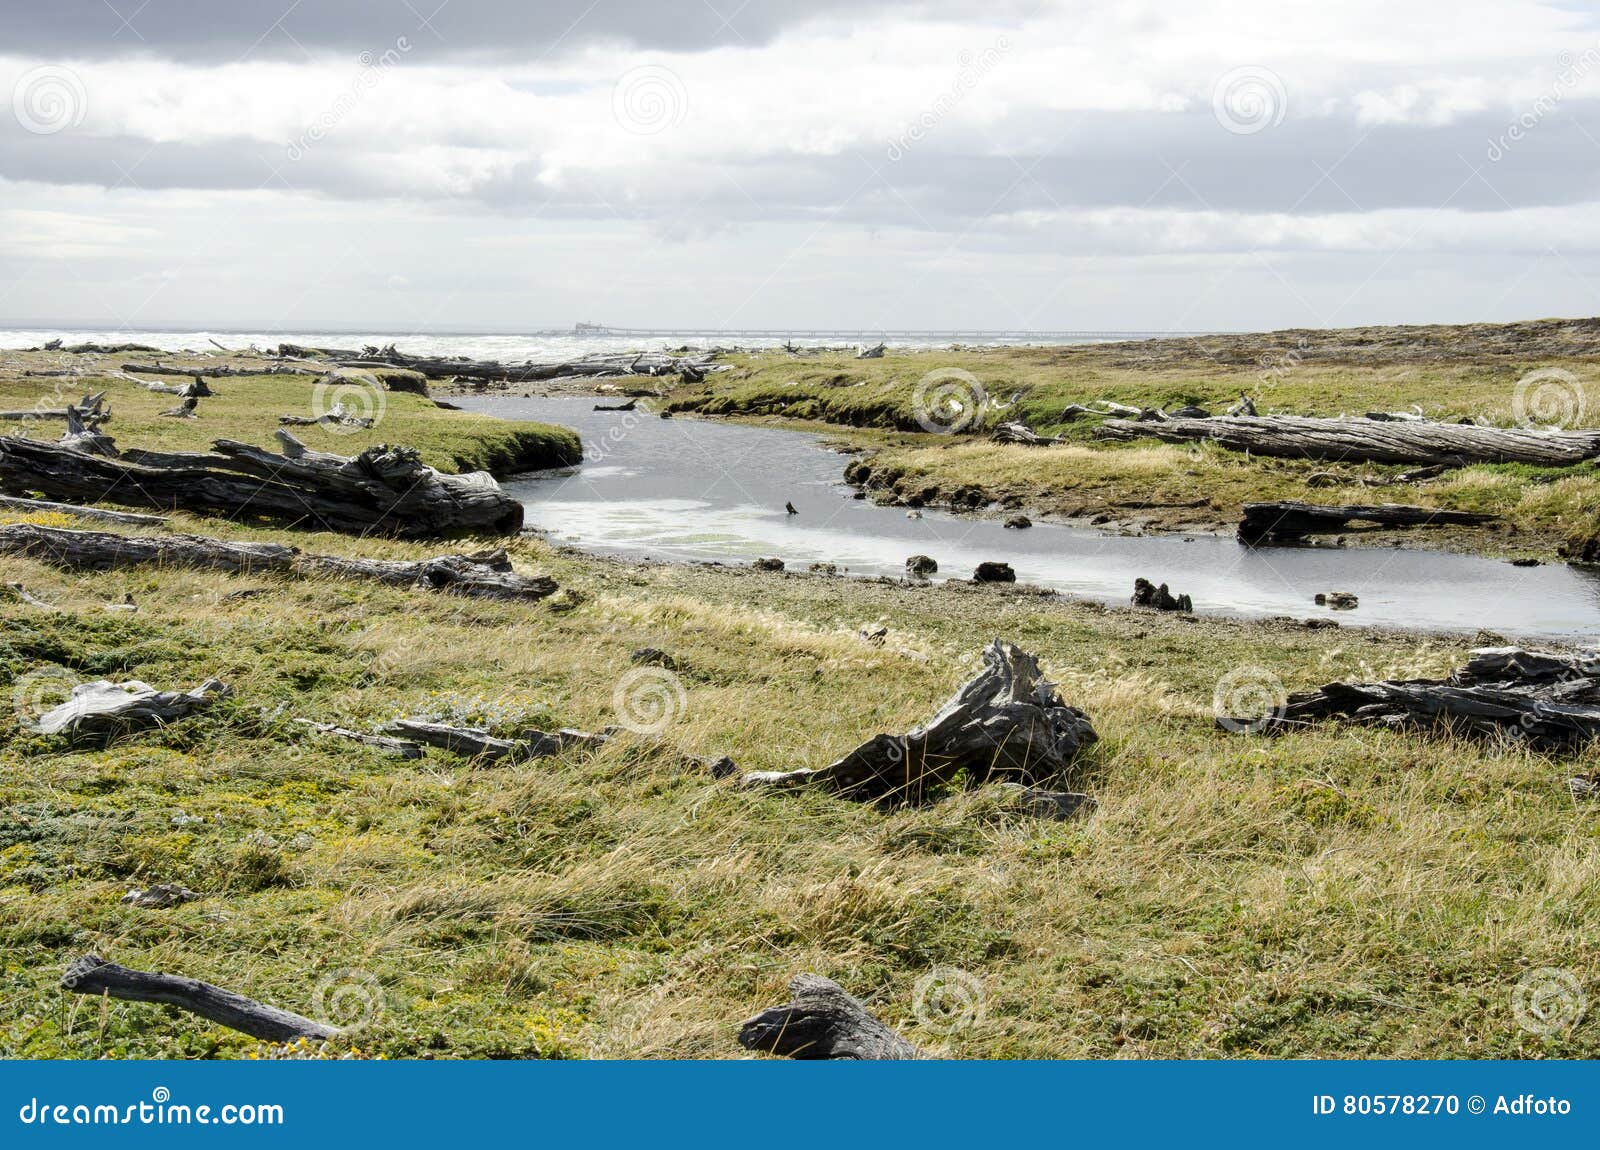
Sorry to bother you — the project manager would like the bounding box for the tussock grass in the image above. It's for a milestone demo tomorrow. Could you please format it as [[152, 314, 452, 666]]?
[[0, 515, 1595, 1059]]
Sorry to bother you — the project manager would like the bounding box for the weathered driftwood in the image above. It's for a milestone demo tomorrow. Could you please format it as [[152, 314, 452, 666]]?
[[35, 678, 229, 740], [0, 525, 559, 600], [1239, 500, 1495, 545], [160, 395, 199, 419], [1226, 646, 1600, 752], [306, 344, 720, 385], [742, 640, 1096, 802], [857, 342, 887, 359], [1001, 783, 1097, 820], [129, 374, 213, 397], [1097, 414, 1600, 467], [0, 431, 523, 538], [292, 719, 424, 759], [61, 954, 336, 1042], [0, 494, 168, 527], [380, 720, 609, 763], [278, 399, 374, 429], [991, 421, 1061, 446], [123, 362, 298, 378], [2, 582, 56, 609], [121, 883, 201, 908], [738, 974, 920, 1060]]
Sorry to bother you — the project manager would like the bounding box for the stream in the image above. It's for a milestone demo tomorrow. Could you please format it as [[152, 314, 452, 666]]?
[[459, 396, 1600, 643]]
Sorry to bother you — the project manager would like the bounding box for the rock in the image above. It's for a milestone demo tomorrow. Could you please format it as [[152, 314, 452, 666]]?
[[546, 588, 586, 613], [687, 754, 737, 779], [1166, 405, 1210, 419], [808, 562, 839, 575], [1003, 514, 1032, 529], [1314, 591, 1359, 610], [905, 509, 922, 519], [1510, 557, 1542, 567], [753, 557, 785, 572], [120, 883, 200, 908], [905, 554, 938, 577], [974, 561, 1016, 583], [1131, 577, 1192, 612], [631, 647, 680, 671], [859, 625, 888, 644]]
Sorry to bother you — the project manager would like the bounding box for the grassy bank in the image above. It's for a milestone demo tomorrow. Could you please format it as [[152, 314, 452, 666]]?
[[0, 509, 1595, 1059], [661, 322, 1600, 558], [0, 351, 579, 477]]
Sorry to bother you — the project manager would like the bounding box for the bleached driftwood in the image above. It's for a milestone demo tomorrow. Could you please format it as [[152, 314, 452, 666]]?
[[380, 720, 608, 763], [0, 525, 560, 600], [738, 975, 920, 1060], [0, 494, 168, 527], [0, 430, 524, 538], [741, 640, 1097, 802], [34, 678, 229, 740], [991, 421, 1061, 446], [292, 719, 423, 759], [1097, 414, 1600, 467], [61, 954, 336, 1042], [1224, 646, 1600, 752]]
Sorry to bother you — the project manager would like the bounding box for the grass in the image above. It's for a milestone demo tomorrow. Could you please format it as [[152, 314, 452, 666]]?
[[0, 351, 579, 477], [663, 344, 1600, 557], [0, 331, 1595, 1060], [0, 513, 1596, 1059]]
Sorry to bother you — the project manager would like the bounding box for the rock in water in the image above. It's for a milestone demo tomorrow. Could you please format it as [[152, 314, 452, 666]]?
[[1003, 514, 1032, 529], [753, 557, 785, 572], [905, 554, 938, 577], [1131, 577, 1192, 612], [1314, 591, 1359, 609], [974, 561, 1016, 583]]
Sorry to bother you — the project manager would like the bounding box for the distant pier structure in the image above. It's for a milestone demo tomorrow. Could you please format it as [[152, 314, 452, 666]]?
[[546, 324, 1218, 341]]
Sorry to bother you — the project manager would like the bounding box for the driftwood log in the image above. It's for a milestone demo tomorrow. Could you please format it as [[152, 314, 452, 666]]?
[[1097, 414, 1600, 467], [1239, 501, 1495, 544], [380, 719, 608, 763], [0, 431, 523, 538], [292, 719, 424, 759], [35, 678, 229, 740], [991, 421, 1061, 446], [61, 954, 336, 1042], [295, 343, 722, 385], [741, 640, 1096, 803], [0, 494, 168, 527], [1225, 646, 1600, 752], [738, 974, 920, 1060], [0, 525, 559, 600], [123, 362, 299, 378]]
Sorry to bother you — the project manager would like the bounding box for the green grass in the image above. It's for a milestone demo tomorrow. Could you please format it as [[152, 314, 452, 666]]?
[[0, 352, 578, 477], [0, 514, 1595, 1059], [663, 346, 1600, 557]]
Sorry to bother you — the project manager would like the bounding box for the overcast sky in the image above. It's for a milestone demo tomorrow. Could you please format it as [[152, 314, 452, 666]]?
[[3, 0, 1600, 332]]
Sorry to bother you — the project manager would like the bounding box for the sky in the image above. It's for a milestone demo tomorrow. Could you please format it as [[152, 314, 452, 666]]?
[[2, 0, 1600, 333]]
